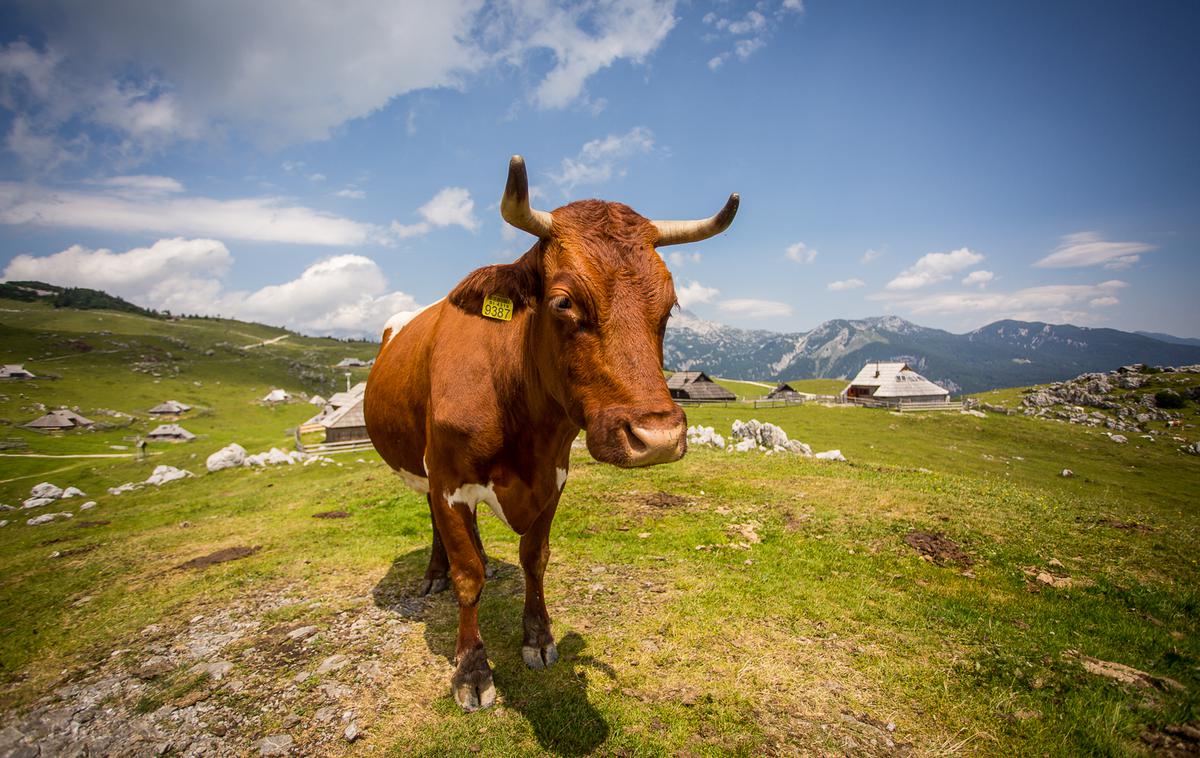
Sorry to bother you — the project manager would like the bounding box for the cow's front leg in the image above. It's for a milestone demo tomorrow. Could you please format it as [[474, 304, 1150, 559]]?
[[430, 485, 495, 711], [520, 499, 559, 669]]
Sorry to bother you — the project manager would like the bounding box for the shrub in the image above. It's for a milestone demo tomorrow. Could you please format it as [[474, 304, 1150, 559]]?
[[1154, 389, 1186, 409]]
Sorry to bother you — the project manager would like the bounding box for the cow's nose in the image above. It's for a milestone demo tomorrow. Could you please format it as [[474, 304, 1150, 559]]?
[[620, 406, 687, 466]]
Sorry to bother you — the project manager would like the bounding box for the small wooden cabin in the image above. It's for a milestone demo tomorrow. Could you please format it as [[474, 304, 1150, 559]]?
[[666, 371, 737, 402]]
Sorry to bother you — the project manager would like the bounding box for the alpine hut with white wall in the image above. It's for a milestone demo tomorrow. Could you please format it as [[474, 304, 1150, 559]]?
[[842, 362, 951, 407]]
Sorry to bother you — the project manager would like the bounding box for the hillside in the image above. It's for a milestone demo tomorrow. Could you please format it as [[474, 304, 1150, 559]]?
[[0, 280, 161, 317], [666, 312, 1200, 393], [0, 301, 1198, 756]]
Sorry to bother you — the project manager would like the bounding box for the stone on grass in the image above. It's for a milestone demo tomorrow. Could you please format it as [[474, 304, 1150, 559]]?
[[686, 425, 726, 449], [60, 486, 86, 498], [257, 734, 294, 756], [815, 449, 847, 462], [22, 497, 56, 510], [1061, 469, 1074, 478], [344, 723, 360, 742], [30, 482, 64, 499], [145, 465, 193, 486], [27, 512, 73, 526], [79, 501, 97, 511], [206, 443, 246, 473], [1107, 433, 1128, 444], [0, 520, 7, 528]]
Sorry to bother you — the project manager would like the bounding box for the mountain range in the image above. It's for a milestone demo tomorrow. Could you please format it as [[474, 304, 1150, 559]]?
[[665, 312, 1200, 394]]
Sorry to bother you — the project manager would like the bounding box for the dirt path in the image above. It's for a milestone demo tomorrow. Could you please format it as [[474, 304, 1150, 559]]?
[[242, 334, 289, 349], [0, 453, 138, 459]]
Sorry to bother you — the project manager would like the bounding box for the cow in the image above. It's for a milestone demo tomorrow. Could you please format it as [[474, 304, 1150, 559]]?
[[364, 156, 738, 710]]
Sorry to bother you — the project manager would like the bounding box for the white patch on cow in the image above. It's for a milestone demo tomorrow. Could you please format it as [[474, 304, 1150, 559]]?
[[383, 297, 444, 344], [397, 468, 429, 494], [556, 467, 568, 491], [445, 481, 510, 529]]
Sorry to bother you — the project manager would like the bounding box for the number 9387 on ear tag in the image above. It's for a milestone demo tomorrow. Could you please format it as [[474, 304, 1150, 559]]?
[[481, 294, 513, 321]]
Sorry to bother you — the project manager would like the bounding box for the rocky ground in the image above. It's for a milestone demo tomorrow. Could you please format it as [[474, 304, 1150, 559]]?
[[974, 365, 1200, 453], [0, 580, 443, 757]]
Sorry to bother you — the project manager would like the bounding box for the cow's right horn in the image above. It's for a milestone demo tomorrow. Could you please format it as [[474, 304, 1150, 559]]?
[[501, 155, 553, 238]]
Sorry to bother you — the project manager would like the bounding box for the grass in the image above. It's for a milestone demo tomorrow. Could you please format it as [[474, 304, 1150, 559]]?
[[1, 303, 1198, 755]]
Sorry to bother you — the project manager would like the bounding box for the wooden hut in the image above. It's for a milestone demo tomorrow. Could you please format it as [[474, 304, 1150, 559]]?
[[336, 357, 369, 368], [148, 400, 192, 415], [666, 371, 737, 402], [1, 364, 35, 380], [146, 424, 196, 442], [262, 388, 291, 403], [841, 362, 950, 405], [320, 395, 368, 444], [24, 409, 94, 431], [764, 382, 805, 403]]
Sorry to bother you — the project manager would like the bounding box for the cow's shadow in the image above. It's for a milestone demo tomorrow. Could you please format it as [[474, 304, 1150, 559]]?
[[372, 550, 613, 755]]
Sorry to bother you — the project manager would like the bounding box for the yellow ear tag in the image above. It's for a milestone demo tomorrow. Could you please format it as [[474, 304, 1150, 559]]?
[[481, 294, 513, 321]]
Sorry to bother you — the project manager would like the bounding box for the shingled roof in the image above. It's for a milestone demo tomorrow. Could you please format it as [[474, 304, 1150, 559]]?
[[146, 424, 196, 441], [843, 362, 949, 399], [666, 371, 737, 402]]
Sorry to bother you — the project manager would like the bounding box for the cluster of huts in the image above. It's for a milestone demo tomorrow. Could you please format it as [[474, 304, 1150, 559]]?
[[667, 362, 951, 408]]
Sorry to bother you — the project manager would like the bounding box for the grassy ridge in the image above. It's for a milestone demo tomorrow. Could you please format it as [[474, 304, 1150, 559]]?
[[0, 303, 1198, 755]]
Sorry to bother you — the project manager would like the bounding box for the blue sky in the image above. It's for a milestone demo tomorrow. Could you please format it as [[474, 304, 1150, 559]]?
[[0, 0, 1196, 338]]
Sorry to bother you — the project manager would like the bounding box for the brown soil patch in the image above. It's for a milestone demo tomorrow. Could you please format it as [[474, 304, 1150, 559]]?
[[903, 531, 973, 567], [174, 545, 261, 570], [1141, 724, 1200, 756], [75, 520, 110, 528], [1097, 517, 1156, 533], [643, 491, 688, 509], [312, 510, 349, 519], [52, 544, 98, 559]]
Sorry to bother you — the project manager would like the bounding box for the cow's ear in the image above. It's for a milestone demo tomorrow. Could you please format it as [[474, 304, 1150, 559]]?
[[448, 247, 542, 315]]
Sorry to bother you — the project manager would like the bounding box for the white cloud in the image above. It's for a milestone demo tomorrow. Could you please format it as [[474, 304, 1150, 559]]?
[[667, 251, 701, 266], [549, 126, 655, 192], [860, 248, 881, 264], [785, 241, 817, 264], [718, 298, 793, 318], [702, 3, 797, 71], [676, 280, 719, 308], [1, 1, 678, 161], [1, 239, 420, 337], [335, 188, 366, 200], [1034, 231, 1155, 270], [885, 247, 984, 290], [873, 280, 1128, 325], [390, 186, 478, 238], [961, 270, 994, 288], [827, 278, 865, 291], [502, 0, 678, 111], [89, 175, 185, 196], [0, 181, 379, 246]]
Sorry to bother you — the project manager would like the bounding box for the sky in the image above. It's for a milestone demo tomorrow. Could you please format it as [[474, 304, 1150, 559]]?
[[0, 0, 1197, 339]]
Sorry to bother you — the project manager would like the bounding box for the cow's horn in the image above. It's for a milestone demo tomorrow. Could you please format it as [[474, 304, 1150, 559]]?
[[652, 193, 740, 247], [501, 155, 553, 238]]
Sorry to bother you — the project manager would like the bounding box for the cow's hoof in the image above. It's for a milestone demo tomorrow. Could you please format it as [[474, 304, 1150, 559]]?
[[419, 576, 449, 596], [451, 650, 495, 711], [522, 641, 559, 669]]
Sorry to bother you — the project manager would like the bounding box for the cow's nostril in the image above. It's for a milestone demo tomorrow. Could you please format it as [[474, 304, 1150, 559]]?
[[624, 422, 647, 453]]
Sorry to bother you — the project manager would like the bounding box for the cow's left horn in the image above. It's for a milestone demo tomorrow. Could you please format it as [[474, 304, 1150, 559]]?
[[652, 193, 740, 247], [501, 155, 553, 238]]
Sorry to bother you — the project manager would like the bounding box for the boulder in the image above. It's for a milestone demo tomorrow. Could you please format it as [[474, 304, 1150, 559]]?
[[30, 482, 63, 500], [22, 497, 56, 510], [60, 486, 86, 498], [146, 465, 193, 486], [79, 501, 97, 511], [686, 425, 726, 449], [27, 512, 73, 526], [206, 443, 247, 473], [1061, 469, 1074, 477], [1108, 434, 1128, 444], [815, 449, 847, 462]]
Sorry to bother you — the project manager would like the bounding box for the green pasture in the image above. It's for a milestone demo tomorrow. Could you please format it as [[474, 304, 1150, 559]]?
[[0, 303, 1198, 755]]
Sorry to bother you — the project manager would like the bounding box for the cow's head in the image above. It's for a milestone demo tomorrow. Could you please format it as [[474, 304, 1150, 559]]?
[[450, 156, 737, 467]]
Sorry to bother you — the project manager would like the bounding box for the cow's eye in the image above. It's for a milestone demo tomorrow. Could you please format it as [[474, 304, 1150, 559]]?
[[552, 296, 572, 312]]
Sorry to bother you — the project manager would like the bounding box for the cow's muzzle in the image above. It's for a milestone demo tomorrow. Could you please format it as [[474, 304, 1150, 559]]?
[[586, 405, 687, 468]]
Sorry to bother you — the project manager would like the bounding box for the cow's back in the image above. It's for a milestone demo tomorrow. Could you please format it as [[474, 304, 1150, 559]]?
[[364, 303, 442, 477]]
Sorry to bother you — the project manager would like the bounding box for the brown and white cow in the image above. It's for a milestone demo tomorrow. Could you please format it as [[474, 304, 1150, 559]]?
[[364, 156, 737, 710]]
